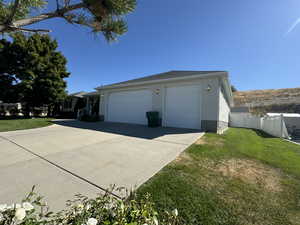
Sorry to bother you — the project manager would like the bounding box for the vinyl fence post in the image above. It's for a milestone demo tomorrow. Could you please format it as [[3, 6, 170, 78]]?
[[280, 114, 284, 138]]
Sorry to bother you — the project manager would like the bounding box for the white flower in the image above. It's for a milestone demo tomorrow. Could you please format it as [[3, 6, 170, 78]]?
[[0, 204, 7, 212], [77, 204, 84, 208], [153, 216, 159, 225], [172, 208, 178, 217], [15, 208, 26, 221], [87, 218, 98, 225], [85, 204, 91, 210], [22, 202, 34, 211], [76, 204, 84, 211]]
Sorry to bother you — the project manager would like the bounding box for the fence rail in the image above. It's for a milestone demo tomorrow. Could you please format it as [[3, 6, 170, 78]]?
[[230, 113, 290, 138]]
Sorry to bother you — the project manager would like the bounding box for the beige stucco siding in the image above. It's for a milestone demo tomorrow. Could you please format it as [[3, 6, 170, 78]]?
[[219, 88, 230, 123], [217, 81, 231, 133], [199, 78, 219, 122]]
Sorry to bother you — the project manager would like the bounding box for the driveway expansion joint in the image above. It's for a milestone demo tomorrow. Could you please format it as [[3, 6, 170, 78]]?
[[0, 135, 123, 200], [152, 139, 190, 146]]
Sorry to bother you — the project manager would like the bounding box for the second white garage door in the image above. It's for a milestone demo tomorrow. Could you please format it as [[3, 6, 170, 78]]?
[[107, 90, 153, 125], [165, 85, 201, 129]]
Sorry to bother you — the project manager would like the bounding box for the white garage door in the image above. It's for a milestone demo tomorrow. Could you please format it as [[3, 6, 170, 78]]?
[[107, 90, 153, 125], [165, 85, 201, 129]]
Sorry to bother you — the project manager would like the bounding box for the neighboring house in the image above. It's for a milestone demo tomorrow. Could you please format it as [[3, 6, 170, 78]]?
[[83, 91, 100, 116], [61, 91, 87, 113], [95, 71, 233, 133]]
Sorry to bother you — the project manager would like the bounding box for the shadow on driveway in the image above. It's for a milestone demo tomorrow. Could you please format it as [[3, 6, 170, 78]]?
[[52, 120, 200, 140]]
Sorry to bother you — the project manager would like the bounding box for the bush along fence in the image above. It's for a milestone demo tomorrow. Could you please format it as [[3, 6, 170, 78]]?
[[230, 113, 290, 138], [0, 186, 180, 225]]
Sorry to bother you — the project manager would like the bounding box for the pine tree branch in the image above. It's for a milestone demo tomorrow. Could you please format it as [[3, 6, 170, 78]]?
[[0, 2, 85, 33], [6, 0, 20, 24], [13, 27, 51, 33]]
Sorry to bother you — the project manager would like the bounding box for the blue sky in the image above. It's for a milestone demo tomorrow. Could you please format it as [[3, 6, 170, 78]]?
[[32, 0, 300, 93]]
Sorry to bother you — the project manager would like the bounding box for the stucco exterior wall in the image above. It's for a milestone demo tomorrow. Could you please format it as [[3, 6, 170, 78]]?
[[217, 83, 231, 133], [199, 78, 220, 132], [97, 75, 226, 132]]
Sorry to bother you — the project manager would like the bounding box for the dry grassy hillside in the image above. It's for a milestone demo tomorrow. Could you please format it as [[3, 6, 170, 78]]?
[[233, 87, 300, 114]]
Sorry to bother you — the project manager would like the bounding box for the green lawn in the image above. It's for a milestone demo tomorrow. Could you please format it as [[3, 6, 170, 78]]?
[[0, 118, 53, 132], [138, 128, 300, 225]]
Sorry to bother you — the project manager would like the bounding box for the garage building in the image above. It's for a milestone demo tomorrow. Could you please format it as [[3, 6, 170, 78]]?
[[95, 71, 233, 133]]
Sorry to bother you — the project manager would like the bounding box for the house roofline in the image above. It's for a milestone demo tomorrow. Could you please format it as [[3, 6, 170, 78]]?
[[221, 76, 234, 106], [82, 92, 99, 97], [95, 71, 228, 91]]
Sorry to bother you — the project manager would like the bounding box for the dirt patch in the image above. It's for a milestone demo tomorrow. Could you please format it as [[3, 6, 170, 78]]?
[[195, 136, 225, 147], [289, 212, 300, 225], [173, 152, 193, 164], [215, 159, 282, 192], [195, 137, 208, 145]]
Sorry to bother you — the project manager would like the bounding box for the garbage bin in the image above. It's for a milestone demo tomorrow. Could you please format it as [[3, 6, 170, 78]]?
[[146, 111, 161, 127]]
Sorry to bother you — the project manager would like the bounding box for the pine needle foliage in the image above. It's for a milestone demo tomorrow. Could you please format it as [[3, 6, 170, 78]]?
[[0, 0, 137, 42]]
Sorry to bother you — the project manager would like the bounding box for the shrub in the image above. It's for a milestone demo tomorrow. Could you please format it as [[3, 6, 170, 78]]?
[[0, 106, 6, 117], [33, 108, 44, 117], [9, 107, 20, 117], [0, 186, 179, 225]]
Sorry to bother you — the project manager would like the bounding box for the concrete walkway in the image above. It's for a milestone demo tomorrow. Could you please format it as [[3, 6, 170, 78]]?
[[0, 120, 203, 211]]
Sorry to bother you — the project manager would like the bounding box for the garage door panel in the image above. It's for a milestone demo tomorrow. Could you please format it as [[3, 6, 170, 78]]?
[[165, 85, 201, 129], [107, 90, 153, 125]]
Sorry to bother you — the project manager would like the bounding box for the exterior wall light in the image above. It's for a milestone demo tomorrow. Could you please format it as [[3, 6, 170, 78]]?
[[155, 89, 160, 95], [206, 84, 212, 92]]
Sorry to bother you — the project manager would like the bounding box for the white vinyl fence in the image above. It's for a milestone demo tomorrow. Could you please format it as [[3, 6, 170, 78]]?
[[230, 113, 290, 138], [230, 113, 261, 130]]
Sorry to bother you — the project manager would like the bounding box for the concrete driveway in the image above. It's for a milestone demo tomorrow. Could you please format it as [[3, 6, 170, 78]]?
[[0, 120, 203, 211]]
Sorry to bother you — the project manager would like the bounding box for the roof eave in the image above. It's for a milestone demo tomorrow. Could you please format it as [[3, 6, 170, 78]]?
[[95, 71, 228, 91], [83, 92, 99, 97], [221, 74, 234, 106]]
